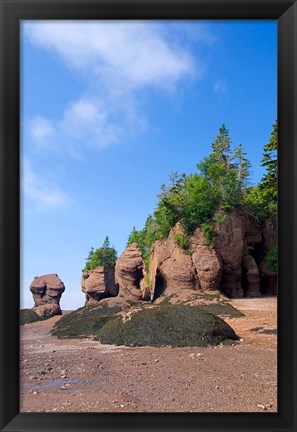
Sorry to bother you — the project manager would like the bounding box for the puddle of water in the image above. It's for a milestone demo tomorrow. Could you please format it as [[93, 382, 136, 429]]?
[[21, 376, 112, 391]]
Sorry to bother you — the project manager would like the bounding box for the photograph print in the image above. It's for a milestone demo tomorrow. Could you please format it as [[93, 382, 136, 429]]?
[[20, 20, 277, 413]]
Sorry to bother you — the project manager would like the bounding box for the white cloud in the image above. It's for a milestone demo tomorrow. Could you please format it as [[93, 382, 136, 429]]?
[[29, 97, 139, 153], [24, 21, 212, 154], [22, 158, 69, 209], [24, 21, 196, 91]]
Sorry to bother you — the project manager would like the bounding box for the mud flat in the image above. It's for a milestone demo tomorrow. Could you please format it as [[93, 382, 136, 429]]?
[[20, 297, 277, 413]]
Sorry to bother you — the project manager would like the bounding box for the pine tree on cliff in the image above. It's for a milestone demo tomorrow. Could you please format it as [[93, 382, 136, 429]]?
[[211, 123, 232, 170], [261, 121, 277, 192], [83, 236, 117, 271], [259, 121, 278, 217], [233, 143, 251, 187], [84, 247, 94, 270]]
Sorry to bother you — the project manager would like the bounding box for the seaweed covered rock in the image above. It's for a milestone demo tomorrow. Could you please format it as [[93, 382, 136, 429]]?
[[82, 266, 118, 304], [98, 304, 239, 347], [20, 309, 46, 325], [115, 243, 148, 300], [29, 274, 65, 317], [52, 297, 131, 339]]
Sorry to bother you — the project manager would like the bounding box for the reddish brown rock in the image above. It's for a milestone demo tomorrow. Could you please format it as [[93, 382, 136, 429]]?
[[34, 303, 61, 317], [29, 274, 65, 317], [189, 228, 222, 292], [82, 266, 118, 303], [214, 208, 262, 298], [261, 217, 277, 254], [115, 244, 146, 301], [149, 225, 199, 300], [260, 261, 277, 296], [242, 253, 261, 297]]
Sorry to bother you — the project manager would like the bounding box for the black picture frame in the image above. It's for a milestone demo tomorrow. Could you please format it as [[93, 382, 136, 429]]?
[[0, 1, 296, 431]]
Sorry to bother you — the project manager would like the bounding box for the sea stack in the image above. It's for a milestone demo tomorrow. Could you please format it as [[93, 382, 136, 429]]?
[[29, 273, 65, 317]]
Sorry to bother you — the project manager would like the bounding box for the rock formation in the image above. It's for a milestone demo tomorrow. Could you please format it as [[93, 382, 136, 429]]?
[[189, 227, 222, 292], [115, 243, 150, 301], [82, 266, 118, 304], [80, 209, 276, 305], [214, 208, 262, 298], [149, 225, 200, 300], [29, 274, 65, 317]]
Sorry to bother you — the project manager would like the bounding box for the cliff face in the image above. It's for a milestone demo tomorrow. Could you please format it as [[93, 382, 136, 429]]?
[[122, 208, 276, 301], [80, 208, 277, 303]]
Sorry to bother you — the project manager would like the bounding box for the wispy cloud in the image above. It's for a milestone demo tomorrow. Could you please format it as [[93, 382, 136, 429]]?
[[24, 21, 211, 154], [22, 158, 69, 209]]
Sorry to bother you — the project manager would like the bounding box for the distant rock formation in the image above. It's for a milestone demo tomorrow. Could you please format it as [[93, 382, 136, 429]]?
[[29, 274, 65, 317], [115, 243, 150, 301], [82, 266, 118, 304]]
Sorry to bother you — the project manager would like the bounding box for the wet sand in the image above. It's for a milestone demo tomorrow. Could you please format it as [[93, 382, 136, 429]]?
[[20, 297, 277, 413]]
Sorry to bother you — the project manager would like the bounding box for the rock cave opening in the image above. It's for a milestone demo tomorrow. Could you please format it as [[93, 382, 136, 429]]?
[[153, 269, 167, 300]]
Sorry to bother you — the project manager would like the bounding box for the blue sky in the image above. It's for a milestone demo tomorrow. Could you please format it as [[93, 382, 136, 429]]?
[[21, 20, 277, 310]]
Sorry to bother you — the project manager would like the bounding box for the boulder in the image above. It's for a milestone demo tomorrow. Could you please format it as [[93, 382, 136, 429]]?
[[29, 274, 65, 317], [115, 243, 146, 300], [82, 266, 118, 303]]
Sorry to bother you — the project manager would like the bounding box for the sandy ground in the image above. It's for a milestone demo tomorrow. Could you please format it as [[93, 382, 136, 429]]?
[[20, 297, 277, 413]]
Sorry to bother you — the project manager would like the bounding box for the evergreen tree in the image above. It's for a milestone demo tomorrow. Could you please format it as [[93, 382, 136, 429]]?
[[211, 123, 232, 170], [83, 236, 117, 271], [261, 121, 277, 190], [233, 143, 251, 187], [244, 121, 278, 221]]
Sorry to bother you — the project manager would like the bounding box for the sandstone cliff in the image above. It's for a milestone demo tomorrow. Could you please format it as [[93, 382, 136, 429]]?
[[80, 208, 277, 303]]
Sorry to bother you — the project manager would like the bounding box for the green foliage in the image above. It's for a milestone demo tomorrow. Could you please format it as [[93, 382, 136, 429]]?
[[97, 305, 239, 347], [127, 215, 161, 273], [154, 173, 187, 238], [213, 213, 227, 223], [144, 272, 151, 287], [244, 186, 269, 223], [244, 121, 278, 222], [83, 236, 117, 272], [173, 232, 190, 253], [265, 245, 278, 272], [201, 222, 217, 246], [182, 174, 218, 235]]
